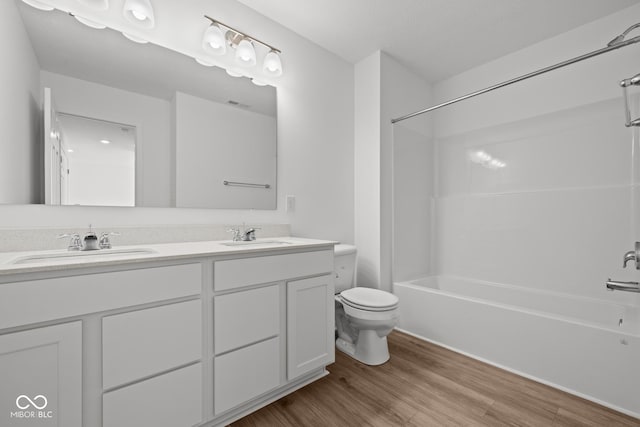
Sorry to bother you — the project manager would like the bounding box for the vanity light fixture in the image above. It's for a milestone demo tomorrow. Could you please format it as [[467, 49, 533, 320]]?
[[123, 0, 155, 29], [20, 0, 54, 11], [77, 0, 109, 11], [100, 139, 111, 145], [203, 15, 283, 77]]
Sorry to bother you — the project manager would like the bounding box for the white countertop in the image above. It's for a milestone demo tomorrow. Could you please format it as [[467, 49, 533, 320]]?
[[0, 237, 337, 276]]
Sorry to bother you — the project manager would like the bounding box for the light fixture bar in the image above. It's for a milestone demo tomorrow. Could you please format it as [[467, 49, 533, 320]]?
[[204, 15, 281, 54]]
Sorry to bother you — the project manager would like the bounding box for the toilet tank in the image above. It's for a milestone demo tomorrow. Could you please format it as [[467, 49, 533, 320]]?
[[334, 244, 357, 294]]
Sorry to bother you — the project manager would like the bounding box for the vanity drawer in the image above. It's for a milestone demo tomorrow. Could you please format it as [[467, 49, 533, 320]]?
[[214, 249, 333, 291], [0, 263, 202, 329], [102, 299, 201, 390], [103, 362, 202, 427], [214, 337, 280, 414], [214, 285, 279, 355]]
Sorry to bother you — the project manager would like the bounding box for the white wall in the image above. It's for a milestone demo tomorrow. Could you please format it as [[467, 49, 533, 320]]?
[[354, 52, 381, 288], [68, 149, 135, 207], [355, 51, 432, 290], [381, 54, 433, 289], [1, 0, 354, 244], [40, 71, 171, 207], [174, 92, 276, 209], [0, 0, 41, 204], [392, 123, 433, 282], [430, 4, 640, 303]]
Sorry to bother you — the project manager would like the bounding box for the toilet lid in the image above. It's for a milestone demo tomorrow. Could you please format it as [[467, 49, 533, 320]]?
[[341, 287, 399, 310]]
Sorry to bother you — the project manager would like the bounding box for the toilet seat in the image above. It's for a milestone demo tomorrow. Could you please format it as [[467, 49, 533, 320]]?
[[340, 287, 399, 312]]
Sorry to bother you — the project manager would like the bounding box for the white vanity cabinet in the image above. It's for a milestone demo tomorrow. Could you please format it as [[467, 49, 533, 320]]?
[[0, 239, 336, 427], [0, 322, 82, 427], [212, 249, 335, 419], [0, 262, 202, 427]]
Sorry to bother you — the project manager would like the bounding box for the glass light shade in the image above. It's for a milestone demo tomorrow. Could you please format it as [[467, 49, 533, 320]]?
[[202, 24, 226, 56], [122, 32, 148, 44], [235, 38, 256, 67], [123, 0, 155, 29], [262, 50, 283, 77], [78, 0, 109, 10], [21, 0, 54, 11], [74, 15, 106, 29]]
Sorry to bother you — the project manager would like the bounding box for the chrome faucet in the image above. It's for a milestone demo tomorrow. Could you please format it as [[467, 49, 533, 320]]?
[[58, 226, 120, 251], [81, 225, 99, 251], [227, 225, 260, 241]]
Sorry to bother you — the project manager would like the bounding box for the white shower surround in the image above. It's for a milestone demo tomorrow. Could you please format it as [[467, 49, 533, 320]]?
[[391, 5, 640, 421], [395, 276, 640, 417]]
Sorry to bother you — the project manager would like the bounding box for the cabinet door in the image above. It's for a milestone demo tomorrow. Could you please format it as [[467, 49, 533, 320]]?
[[287, 275, 334, 380], [0, 322, 82, 427]]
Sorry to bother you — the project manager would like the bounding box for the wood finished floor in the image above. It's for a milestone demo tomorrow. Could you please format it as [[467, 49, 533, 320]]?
[[232, 331, 639, 427]]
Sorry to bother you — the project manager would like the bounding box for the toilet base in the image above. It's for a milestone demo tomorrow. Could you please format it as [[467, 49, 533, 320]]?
[[336, 330, 390, 366]]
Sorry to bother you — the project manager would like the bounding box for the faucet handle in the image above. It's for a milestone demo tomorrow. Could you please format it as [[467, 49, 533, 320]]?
[[99, 232, 120, 249], [241, 226, 261, 241], [57, 233, 82, 251], [227, 228, 241, 242]]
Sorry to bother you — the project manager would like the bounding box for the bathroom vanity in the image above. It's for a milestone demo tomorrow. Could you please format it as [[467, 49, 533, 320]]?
[[0, 238, 335, 427]]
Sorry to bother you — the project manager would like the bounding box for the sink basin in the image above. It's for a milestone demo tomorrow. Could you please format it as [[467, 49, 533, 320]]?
[[220, 240, 293, 247], [9, 248, 157, 265]]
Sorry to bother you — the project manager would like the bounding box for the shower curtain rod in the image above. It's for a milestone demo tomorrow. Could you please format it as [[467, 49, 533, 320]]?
[[391, 27, 640, 124]]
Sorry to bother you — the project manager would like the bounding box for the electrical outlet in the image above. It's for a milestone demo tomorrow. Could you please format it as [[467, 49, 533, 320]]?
[[286, 195, 296, 212]]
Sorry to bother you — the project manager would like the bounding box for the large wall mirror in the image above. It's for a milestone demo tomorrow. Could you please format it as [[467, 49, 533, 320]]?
[[2, 0, 277, 209]]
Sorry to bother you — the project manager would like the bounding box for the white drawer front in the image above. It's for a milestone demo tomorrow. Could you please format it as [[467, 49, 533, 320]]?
[[214, 337, 280, 414], [215, 285, 279, 355], [103, 300, 202, 390], [103, 363, 202, 427], [214, 250, 333, 291], [0, 263, 202, 329]]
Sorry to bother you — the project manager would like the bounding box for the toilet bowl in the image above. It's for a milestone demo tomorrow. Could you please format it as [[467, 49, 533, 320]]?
[[334, 245, 399, 365]]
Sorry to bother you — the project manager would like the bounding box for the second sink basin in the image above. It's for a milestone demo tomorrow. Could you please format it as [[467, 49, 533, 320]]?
[[9, 248, 157, 265], [220, 240, 293, 247]]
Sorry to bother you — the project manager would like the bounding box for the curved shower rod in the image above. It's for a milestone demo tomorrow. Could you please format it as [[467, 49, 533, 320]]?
[[391, 23, 640, 124]]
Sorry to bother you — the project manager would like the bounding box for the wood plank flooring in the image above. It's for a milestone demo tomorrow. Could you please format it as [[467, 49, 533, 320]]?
[[232, 331, 639, 426]]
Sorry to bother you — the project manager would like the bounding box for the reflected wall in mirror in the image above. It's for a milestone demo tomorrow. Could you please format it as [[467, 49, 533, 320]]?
[[1, 0, 277, 209], [55, 112, 137, 207]]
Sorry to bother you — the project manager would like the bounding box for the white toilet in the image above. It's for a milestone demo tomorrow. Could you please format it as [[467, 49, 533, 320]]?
[[334, 244, 399, 365]]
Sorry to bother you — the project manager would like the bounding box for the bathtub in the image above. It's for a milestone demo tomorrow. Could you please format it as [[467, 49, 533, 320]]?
[[394, 275, 640, 418]]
